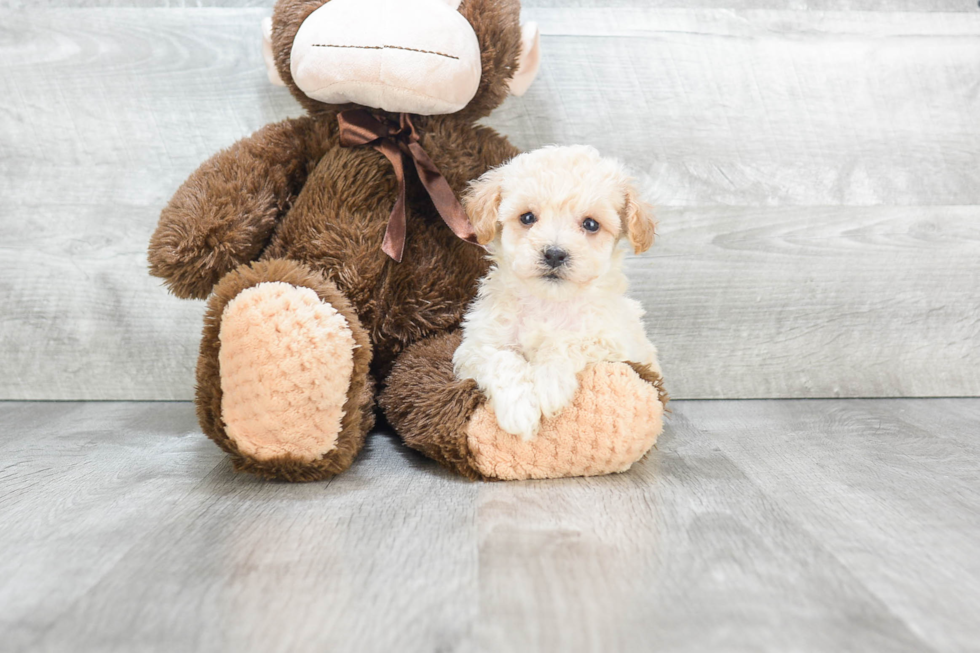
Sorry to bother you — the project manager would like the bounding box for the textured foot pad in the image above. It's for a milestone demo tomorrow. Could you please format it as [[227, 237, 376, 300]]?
[[380, 333, 666, 482], [218, 282, 355, 462], [466, 362, 664, 480]]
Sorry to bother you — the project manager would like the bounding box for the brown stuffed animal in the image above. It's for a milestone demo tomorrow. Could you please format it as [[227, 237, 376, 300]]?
[[149, 0, 666, 482]]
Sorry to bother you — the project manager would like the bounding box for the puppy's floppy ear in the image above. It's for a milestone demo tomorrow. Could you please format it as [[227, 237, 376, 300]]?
[[463, 167, 506, 245], [621, 184, 656, 254]]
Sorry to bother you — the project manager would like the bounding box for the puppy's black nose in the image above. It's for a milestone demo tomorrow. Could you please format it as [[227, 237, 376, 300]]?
[[542, 246, 569, 269]]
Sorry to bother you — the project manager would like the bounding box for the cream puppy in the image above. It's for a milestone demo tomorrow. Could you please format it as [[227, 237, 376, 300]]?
[[453, 145, 661, 440]]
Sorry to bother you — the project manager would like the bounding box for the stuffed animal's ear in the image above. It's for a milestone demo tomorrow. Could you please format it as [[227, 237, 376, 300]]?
[[262, 16, 286, 87], [622, 186, 656, 254], [508, 22, 541, 97], [463, 168, 506, 245]]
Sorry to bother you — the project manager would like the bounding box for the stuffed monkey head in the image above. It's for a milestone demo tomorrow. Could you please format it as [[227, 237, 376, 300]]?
[[263, 0, 540, 121]]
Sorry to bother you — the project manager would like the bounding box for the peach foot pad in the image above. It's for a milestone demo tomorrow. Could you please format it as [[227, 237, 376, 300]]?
[[218, 282, 355, 463], [465, 363, 664, 480]]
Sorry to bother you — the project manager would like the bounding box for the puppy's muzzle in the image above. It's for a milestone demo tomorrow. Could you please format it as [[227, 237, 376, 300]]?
[[542, 246, 570, 269]]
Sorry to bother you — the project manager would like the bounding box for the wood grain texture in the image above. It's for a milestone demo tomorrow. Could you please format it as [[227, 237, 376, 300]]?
[[688, 398, 980, 652], [524, 0, 978, 8], [8, 0, 977, 10], [1, 8, 978, 399], [36, 437, 481, 653], [0, 402, 217, 651], [0, 8, 297, 401], [2, 399, 979, 652], [506, 9, 980, 206], [640, 206, 980, 398]]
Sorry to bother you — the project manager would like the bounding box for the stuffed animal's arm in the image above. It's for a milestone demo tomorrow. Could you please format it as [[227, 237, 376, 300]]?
[[148, 116, 333, 299]]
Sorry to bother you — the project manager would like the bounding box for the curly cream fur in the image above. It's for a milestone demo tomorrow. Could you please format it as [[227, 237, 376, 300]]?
[[454, 145, 660, 440]]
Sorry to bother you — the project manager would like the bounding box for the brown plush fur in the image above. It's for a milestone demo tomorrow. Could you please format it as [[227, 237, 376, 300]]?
[[197, 259, 375, 482], [149, 0, 524, 480], [149, 117, 336, 300], [380, 332, 669, 481], [259, 118, 518, 379], [378, 332, 487, 480]]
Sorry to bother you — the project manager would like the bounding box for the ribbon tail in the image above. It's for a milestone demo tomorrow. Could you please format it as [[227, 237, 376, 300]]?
[[407, 142, 478, 245], [382, 196, 407, 263], [338, 111, 475, 261], [374, 140, 408, 262]]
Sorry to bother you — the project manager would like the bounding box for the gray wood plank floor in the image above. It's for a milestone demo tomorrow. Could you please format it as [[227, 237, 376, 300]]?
[[1, 399, 977, 653], [2, 5, 979, 401]]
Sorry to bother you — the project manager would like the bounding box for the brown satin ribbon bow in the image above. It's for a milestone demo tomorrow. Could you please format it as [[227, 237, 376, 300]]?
[[337, 109, 477, 262]]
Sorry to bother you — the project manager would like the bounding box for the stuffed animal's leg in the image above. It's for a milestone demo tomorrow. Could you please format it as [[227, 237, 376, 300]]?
[[380, 333, 668, 481], [197, 259, 374, 482]]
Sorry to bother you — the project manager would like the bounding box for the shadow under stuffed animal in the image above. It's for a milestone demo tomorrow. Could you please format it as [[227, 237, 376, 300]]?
[[148, 0, 666, 482]]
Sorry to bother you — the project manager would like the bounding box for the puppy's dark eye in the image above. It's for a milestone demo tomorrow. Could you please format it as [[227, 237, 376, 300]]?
[[520, 212, 537, 226], [582, 217, 600, 232]]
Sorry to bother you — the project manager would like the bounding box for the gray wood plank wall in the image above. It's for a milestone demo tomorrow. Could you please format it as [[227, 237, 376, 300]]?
[[1, 3, 978, 400]]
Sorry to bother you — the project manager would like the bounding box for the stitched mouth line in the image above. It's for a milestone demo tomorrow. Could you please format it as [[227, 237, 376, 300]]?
[[312, 43, 459, 60]]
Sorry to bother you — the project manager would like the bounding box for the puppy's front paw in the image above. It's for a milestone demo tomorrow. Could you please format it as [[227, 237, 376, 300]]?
[[534, 366, 579, 419], [492, 390, 541, 441]]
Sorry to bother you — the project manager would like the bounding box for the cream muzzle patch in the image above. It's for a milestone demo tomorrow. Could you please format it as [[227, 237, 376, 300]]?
[[264, 0, 542, 112], [289, 0, 482, 115]]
